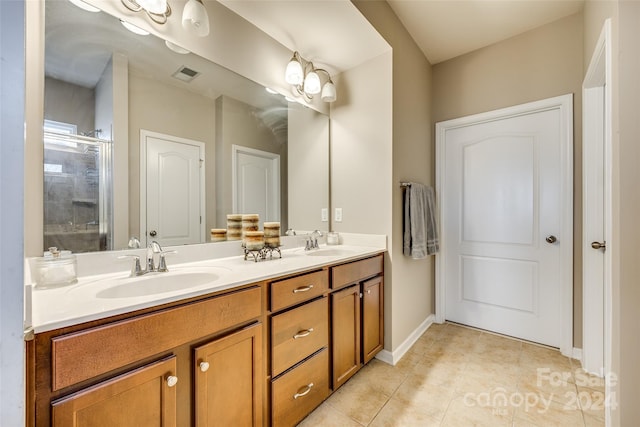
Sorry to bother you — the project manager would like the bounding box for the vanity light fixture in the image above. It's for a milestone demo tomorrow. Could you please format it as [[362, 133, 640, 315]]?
[[182, 0, 210, 37], [121, 0, 171, 25], [285, 51, 337, 103]]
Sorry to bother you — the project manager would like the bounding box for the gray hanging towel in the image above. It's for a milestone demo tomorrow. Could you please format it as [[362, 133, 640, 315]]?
[[403, 183, 439, 259]]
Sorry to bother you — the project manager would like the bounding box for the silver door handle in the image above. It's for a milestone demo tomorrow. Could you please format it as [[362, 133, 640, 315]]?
[[591, 241, 606, 250], [546, 235, 557, 244]]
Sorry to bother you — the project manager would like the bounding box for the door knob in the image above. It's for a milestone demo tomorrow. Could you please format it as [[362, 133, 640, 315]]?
[[149, 230, 157, 237], [545, 235, 557, 244], [591, 241, 606, 250]]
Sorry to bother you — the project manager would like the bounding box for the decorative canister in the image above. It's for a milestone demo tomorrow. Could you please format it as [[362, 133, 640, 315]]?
[[34, 247, 78, 289], [263, 222, 281, 247], [210, 228, 227, 242], [327, 232, 340, 245], [244, 231, 265, 250], [226, 214, 242, 240], [241, 214, 260, 244]]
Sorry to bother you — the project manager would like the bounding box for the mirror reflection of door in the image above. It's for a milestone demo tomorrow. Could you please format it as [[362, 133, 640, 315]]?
[[141, 130, 205, 247], [232, 145, 280, 228]]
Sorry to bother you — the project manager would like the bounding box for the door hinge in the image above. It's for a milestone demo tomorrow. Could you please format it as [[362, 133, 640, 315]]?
[[200, 216, 202, 224]]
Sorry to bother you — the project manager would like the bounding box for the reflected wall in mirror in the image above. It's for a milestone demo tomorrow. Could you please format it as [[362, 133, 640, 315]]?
[[43, 0, 329, 253]]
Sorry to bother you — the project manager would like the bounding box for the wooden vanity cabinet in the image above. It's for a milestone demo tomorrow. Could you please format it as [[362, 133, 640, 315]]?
[[194, 323, 263, 427], [51, 356, 177, 427], [330, 254, 384, 390], [268, 269, 331, 427], [30, 285, 264, 427]]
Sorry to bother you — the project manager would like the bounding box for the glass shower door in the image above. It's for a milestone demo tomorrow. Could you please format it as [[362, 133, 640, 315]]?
[[43, 130, 113, 253]]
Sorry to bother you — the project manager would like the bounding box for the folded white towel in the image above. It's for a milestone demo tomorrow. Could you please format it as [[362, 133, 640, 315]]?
[[403, 183, 439, 259]]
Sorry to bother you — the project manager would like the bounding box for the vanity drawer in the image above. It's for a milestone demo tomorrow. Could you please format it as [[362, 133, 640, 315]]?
[[270, 270, 328, 312], [271, 297, 328, 376], [331, 254, 383, 289], [51, 286, 261, 391], [271, 349, 329, 427]]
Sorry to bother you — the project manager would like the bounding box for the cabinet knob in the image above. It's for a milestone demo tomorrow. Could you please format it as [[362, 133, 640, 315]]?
[[166, 375, 178, 387], [293, 285, 314, 293], [293, 328, 314, 339], [199, 361, 210, 372], [293, 383, 314, 399]]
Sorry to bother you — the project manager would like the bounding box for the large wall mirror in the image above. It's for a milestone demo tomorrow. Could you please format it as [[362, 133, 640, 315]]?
[[43, 0, 329, 253]]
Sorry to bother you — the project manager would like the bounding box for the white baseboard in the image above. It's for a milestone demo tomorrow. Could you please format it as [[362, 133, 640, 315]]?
[[375, 314, 436, 366]]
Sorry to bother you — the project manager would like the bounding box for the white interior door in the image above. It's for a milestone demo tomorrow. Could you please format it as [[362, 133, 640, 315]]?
[[141, 130, 204, 247], [232, 145, 280, 226], [436, 95, 573, 351]]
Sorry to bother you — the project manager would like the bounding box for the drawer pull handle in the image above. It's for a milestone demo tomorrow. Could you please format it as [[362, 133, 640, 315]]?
[[166, 375, 178, 387], [199, 361, 210, 372], [293, 383, 314, 399], [293, 328, 314, 339], [293, 285, 314, 293]]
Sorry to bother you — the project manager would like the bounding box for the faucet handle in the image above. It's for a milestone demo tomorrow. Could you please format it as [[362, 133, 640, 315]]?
[[118, 254, 144, 277], [157, 250, 177, 272], [149, 240, 163, 253]]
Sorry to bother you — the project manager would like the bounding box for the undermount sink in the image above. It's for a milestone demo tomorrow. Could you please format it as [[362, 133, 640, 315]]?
[[96, 271, 222, 299], [304, 248, 358, 257]]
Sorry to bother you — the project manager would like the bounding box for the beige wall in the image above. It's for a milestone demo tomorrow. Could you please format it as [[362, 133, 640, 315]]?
[[128, 72, 216, 241], [616, 2, 640, 423], [288, 106, 329, 233], [331, 49, 394, 347], [352, 0, 434, 352], [44, 77, 95, 134], [433, 13, 585, 347], [214, 95, 285, 230]]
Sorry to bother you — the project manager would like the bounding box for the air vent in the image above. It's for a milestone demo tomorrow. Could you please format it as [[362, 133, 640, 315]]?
[[172, 66, 200, 83]]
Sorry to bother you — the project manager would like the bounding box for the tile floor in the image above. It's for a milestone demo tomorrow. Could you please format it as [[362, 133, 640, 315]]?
[[299, 322, 606, 426]]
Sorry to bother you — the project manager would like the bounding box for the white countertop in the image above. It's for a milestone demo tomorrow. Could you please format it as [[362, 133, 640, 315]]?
[[29, 238, 386, 333]]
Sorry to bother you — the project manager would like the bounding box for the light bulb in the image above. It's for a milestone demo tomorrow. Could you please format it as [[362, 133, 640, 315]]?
[[303, 70, 321, 95], [285, 58, 303, 85], [321, 81, 337, 102], [182, 0, 210, 37]]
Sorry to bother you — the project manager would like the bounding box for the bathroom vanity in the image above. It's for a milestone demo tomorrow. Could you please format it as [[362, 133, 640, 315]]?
[[26, 243, 385, 427]]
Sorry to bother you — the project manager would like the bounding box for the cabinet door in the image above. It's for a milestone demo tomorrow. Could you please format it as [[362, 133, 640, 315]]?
[[331, 284, 361, 390], [194, 323, 262, 427], [362, 276, 384, 363], [51, 356, 177, 427]]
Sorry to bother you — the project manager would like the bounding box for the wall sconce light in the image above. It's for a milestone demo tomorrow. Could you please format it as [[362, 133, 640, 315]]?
[[285, 51, 336, 103], [121, 0, 171, 24], [120, 0, 210, 38], [182, 0, 210, 37]]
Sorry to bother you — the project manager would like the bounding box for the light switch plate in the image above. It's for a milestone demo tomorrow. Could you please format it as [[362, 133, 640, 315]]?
[[335, 208, 343, 222], [321, 208, 328, 222]]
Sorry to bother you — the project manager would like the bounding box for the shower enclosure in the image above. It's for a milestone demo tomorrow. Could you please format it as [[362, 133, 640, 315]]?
[[43, 127, 113, 253]]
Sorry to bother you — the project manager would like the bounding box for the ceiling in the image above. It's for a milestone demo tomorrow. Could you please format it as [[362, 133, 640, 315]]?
[[221, 0, 584, 69], [387, 0, 585, 64]]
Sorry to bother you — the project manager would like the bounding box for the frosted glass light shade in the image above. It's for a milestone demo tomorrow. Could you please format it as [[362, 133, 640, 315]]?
[[285, 59, 303, 85], [182, 0, 210, 37], [321, 81, 337, 102], [303, 71, 321, 95], [137, 0, 166, 14]]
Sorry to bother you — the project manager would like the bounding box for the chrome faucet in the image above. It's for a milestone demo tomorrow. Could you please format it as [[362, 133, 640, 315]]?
[[118, 240, 176, 277], [305, 230, 323, 250]]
